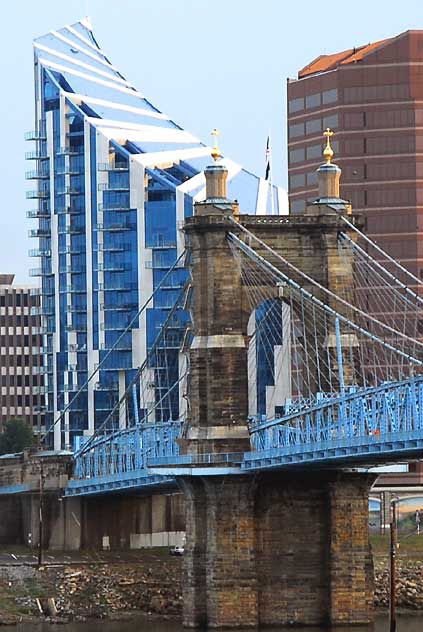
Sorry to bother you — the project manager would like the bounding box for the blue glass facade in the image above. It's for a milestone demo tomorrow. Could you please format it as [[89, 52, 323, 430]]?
[[27, 19, 287, 449]]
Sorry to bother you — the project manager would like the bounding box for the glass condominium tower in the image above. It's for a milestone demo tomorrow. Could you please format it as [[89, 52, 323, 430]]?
[[27, 19, 287, 450]]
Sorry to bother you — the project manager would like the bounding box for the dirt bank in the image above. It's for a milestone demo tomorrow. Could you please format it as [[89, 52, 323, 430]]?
[[1, 548, 423, 625], [0, 550, 183, 625]]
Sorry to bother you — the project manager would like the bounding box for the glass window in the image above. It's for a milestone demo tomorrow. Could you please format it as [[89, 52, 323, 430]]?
[[322, 89, 338, 104], [289, 173, 306, 189], [307, 171, 318, 186], [288, 97, 304, 113], [323, 114, 338, 130], [306, 119, 321, 135], [290, 199, 305, 213], [289, 148, 305, 164], [306, 144, 322, 160], [305, 93, 321, 109], [344, 112, 365, 129], [288, 123, 304, 138]]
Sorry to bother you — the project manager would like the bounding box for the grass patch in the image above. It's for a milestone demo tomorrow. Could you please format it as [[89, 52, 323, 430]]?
[[371, 533, 423, 555]]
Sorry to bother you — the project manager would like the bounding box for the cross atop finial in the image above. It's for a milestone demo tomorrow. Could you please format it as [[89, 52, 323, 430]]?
[[211, 128, 221, 162], [323, 128, 334, 164]]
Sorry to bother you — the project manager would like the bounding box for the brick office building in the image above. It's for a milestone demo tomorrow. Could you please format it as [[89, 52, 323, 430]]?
[[287, 30, 423, 280], [0, 275, 44, 435]]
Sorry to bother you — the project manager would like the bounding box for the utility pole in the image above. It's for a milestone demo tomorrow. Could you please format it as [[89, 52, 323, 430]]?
[[389, 499, 397, 632], [38, 462, 44, 567]]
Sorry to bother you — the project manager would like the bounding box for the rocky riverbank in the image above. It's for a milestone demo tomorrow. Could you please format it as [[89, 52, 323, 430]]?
[[374, 558, 423, 610], [0, 551, 183, 625], [1, 551, 423, 625]]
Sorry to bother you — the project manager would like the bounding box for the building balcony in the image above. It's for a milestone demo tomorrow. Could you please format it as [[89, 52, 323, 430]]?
[[25, 151, 49, 161], [57, 226, 85, 235], [100, 343, 132, 352], [94, 381, 119, 391], [39, 346, 53, 354], [95, 244, 129, 253], [25, 170, 49, 180], [29, 267, 53, 277], [98, 183, 129, 192], [59, 265, 85, 274], [60, 285, 86, 294], [95, 263, 130, 272], [98, 283, 136, 292], [28, 248, 51, 257], [28, 228, 50, 238], [145, 259, 177, 269], [94, 222, 135, 232], [100, 322, 129, 331], [26, 189, 49, 199], [33, 385, 51, 395], [32, 305, 54, 316], [63, 383, 81, 392], [98, 203, 131, 212], [27, 209, 50, 218], [25, 129, 47, 141], [55, 186, 84, 195], [57, 146, 82, 156], [101, 302, 138, 311], [97, 163, 128, 172], [65, 325, 87, 333], [31, 328, 47, 337], [55, 206, 83, 215], [56, 167, 84, 176], [66, 305, 87, 313], [148, 237, 177, 249], [58, 246, 83, 255]]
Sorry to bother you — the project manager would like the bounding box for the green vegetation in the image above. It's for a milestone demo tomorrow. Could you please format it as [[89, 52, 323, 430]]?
[[0, 419, 34, 456], [371, 533, 423, 555]]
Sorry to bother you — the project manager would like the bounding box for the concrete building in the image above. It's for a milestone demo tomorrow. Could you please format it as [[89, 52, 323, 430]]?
[[0, 275, 44, 434], [27, 18, 287, 450], [287, 30, 423, 281]]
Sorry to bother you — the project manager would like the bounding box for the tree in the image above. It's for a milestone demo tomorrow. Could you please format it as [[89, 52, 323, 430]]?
[[0, 419, 34, 456]]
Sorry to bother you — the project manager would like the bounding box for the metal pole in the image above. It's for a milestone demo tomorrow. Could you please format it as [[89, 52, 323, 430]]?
[[389, 500, 397, 632], [132, 384, 139, 425], [38, 463, 44, 567]]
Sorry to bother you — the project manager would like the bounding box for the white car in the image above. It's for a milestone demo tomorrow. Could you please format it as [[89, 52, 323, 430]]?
[[169, 545, 184, 556]]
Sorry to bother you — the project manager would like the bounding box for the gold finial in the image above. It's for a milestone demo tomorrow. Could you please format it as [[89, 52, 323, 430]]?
[[211, 128, 221, 162], [323, 128, 334, 164]]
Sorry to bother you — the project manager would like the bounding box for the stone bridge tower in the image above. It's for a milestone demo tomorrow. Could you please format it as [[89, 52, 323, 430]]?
[[178, 136, 375, 629]]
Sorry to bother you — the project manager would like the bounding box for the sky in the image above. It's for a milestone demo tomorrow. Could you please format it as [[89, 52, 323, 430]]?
[[1, 0, 422, 281]]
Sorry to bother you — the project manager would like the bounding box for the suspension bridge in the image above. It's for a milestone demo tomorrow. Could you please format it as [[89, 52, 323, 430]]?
[[65, 184, 423, 496], [2, 137, 423, 627]]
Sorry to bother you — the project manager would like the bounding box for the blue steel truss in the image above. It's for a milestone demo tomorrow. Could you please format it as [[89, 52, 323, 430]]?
[[65, 421, 181, 496], [59, 376, 423, 496], [244, 376, 423, 471]]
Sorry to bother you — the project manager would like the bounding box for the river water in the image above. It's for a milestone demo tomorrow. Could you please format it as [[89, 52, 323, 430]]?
[[1, 613, 422, 632]]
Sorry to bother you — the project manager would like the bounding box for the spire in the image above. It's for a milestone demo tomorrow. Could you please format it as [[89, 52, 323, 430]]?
[[204, 128, 228, 200], [323, 128, 334, 164], [316, 128, 341, 200], [306, 129, 351, 214], [211, 128, 222, 162], [194, 129, 239, 217]]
